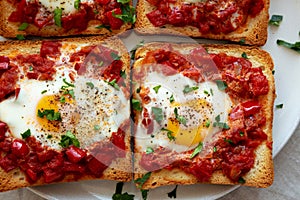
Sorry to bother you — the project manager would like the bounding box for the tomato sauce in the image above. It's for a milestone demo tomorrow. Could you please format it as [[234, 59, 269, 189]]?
[[8, 0, 125, 31], [138, 48, 269, 183], [146, 0, 265, 34]]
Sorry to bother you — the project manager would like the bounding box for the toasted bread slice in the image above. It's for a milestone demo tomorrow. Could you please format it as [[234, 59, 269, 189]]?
[[0, 0, 133, 38], [133, 42, 275, 189], [135, 0, 270, 46], [0, 36, 132, 192]]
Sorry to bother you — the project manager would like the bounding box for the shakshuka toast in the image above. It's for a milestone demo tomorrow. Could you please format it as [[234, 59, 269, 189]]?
[[135, 0, 270, 45], [0, 0, 135, 38], [0, 36, 131, 192], [133, 42, 275, 189]]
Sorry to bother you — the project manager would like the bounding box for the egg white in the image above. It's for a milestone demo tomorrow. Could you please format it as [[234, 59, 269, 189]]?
[[135, 70, 232, 153], [0, 68, 129, 150]]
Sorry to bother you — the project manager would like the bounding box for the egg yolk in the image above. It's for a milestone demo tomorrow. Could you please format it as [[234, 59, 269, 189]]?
[[36, 94, 73, 132], [166, 99, 212, 147]]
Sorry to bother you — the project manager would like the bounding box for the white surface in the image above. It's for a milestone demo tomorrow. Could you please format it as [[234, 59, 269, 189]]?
[[0, 0, 300, 199]]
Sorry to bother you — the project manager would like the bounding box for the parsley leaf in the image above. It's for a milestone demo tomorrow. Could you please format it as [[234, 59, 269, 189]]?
[[95, 24, 112, 32], [141, 189, 149, 200], [106, 79, 120, 90], [112, 4, 136, 24], [213, 115, 230, 130], [111, 52, 121, 60], [241, 52, 248, 59], [190, 142, 203, 159], [174, 108, 187, 126], [117, 0, 130, 3], [54, 8, 62, 27], [62, 78, 75, 88], [146, 147, 154, 154], [238, 177, 246, 184], [112, 182, 135, 200], [59, 131, 80, 148], [215, 80, 228, 91], [153, 85, 161, 94], [151, 107, 163, 123], [18, 23, 29, 31], [74, 0, 81, 9], [134, 172, 151, 188], [276, 104, 284, 109], [205, 120, 210, 128], [213, 146, 217, 152], [94, 125, 100, 130], [132, 98, 142, 111], [21, 129, 31, 139], [269, 15, 283, 26], [277, 39, 300, 53], [183, 85, 199, 94], [224, 138, 234, 145], [86, 82, 94, 89], [16, 34, 25, 40], [167, 185, 178, 199], [161, 128, 175, 141], [37, 109, 62, 121], [169, 94, 175, 103], [130, 40, 145, 59], [120, 70, 126, 79]]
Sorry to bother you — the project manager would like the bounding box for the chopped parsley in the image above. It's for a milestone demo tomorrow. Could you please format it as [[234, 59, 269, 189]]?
[[112, 182, 135, 200], [241, 52, 248, 59], [47, 135, 53, 139], [174, 107, 187, 126], [153, 85, 161, 94], [215, 80, 228, 91], [16, 34, 25, 40], [120, 70, 126, 79], [141, 189, 149, 200], [213, 115, 230, 130], [95, 24, 112, 32], [18, 23, 29, 31], [130, 40, 145, 59], [134, 172, 151, 188], [204, 90, 209, 95], [21, 129, 31, 139], [146, 147, 154, 154], [213, 146, 217, 152], [74, 0, 81, 9], [224, 138, 234, 145], [60, 96, 66, 103], [167, 185, 178, 199], [62, 78, 75, 88], [111, 52, 121, 60], [277, 39, 300, 53], [239, 38, 246, 45], [37, 109, 62, 121], [183, 85, 199, 94], [169, 94, 175, 103], [113, 3, 136, 24], [239, 131, 245, 136], [238, 177, 246, 184], [41, 90, 47, 94], [98, 61, 104, 67], [161, 128, 175, 141], [54, 8, 62, 27], [59, 131, 80, 148], [269, 15, 283, 26], [276, 104, 284, 109], [272, 70, 275, 75], [210, 88, 214, 96], [106, 79, 120, 90], [94, 125, 100, 130], [151, 107, 163, 123], [86, 82, 94, 89], [136, 87, 141, 93], [132, 98, 142, 111], [117, 0, 130, 3], [61, 79, 75, 99], [190, 142, 203, 159], [29, 66, 33, 71], [205, 120, 210, 128]]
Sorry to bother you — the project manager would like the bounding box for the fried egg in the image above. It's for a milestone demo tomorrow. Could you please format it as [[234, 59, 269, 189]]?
[[135, 70, 232, 153], [0, 68, 129, 150]]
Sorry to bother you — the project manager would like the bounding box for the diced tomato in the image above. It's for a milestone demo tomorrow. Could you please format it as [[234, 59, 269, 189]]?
[[105, 8, 124, 30], [0, 56, 10, 70], [95, 0, 110, 5], [37, 149, 56, 163], [87, 156, 108, 177], [11, 139, 30, 158], [0, 122, 8, 141], [111, 130, 126, 157], [8, 0, 26, 22], [63, 161, 85, 173], [65, 146, 87, 163], [0, 154, 18, 172], [43, 168, 64, 183], [241, 100, 261, 116], [40, 41, 62, 58], [249, 68, 269, 96], [34, 11, 53, 28], [0, 140, 12, 152], [26, 168, 39, 182], [146, 10, 167, 27]]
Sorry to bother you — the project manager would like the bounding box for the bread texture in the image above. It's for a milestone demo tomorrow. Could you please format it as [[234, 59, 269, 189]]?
[[0, 36, 132, 192], [0, 0, 132, 38], [133, 42, 275, 189], [135, 0, 270, 46]]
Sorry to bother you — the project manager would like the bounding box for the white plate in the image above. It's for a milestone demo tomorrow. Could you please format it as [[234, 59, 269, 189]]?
[[1, 0, 300, 199]]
